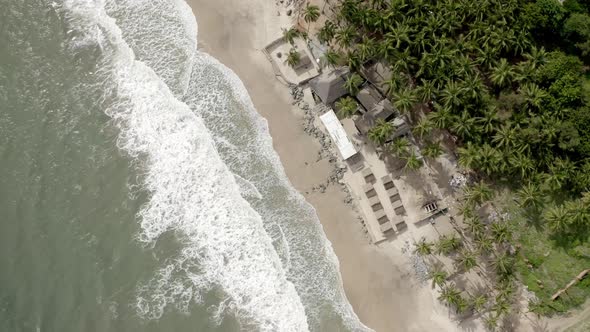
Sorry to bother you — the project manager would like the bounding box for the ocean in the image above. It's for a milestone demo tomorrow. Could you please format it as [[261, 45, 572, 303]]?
[[0, 0, 370, 331]]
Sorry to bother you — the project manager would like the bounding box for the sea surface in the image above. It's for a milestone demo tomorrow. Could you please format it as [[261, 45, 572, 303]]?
[[0, 1, 369, 331]]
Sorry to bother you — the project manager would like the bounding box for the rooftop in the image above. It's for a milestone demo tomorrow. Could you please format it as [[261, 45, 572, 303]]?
[[309, 67, 351, 105]]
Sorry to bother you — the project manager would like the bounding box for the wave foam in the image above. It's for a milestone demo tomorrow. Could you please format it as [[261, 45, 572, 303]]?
[[60, 0, 309, 330]]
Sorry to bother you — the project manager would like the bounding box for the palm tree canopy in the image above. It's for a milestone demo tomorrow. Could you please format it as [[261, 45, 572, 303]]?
[[422, 141, 444, 160], [285, 48, 301, 67], [303, 4, 320, 24], [344, 73, 363, 95], [368, 119, 394, 145], [282, 27, 299, 45], [335, 97, 359, 119], [389, 137, 410, 156], [403, 151, 423, 171]]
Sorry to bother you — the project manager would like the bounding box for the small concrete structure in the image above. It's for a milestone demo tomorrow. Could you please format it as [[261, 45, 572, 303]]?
[[319, 110, 358, 160], [309, 67, 351, 105], [263, 36, 320, 85]]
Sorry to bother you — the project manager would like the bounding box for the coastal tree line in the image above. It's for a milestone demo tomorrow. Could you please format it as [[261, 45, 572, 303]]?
[[298, 0, 590, 329]]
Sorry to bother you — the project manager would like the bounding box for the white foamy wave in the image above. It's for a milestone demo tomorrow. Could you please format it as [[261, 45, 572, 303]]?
[[185, 53, 372, 332], [60, 0, 309, 330], [103, 0, 198, 96]]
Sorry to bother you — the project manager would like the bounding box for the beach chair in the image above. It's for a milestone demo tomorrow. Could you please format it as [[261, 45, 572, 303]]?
[[391, 199, 406, 215], [362, 168, 376, 184], [368, 195, 383, 212], [395, 220, 407, 232], [381, 174, 395, 190], [374, 210, 394, 235], [363, 183, 377, 198], [389, 190, 401, 203]]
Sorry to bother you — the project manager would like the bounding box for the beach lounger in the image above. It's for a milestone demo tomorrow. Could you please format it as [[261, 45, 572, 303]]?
[[389, 191, 401, 203], [363, 183, 377, 198], [380, 221, 394, 234], [368, 195, 383, 212], [395, 220, 407, 232], [374, 210, 388, 224], [362, 168, 376, 184], [381, 174, 395, 190], [391, 199, 406, 215]]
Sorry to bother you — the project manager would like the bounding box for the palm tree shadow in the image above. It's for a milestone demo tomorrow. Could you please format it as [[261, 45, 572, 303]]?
[[522, 208, 544, 231], [429, 157, 456, 198]]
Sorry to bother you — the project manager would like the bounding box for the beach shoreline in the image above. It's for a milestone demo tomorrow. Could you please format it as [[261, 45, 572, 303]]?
[[184, 0, 465, 331]]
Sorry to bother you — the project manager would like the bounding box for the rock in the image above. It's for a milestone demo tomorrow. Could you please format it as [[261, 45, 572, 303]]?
[[286, 9, 292, 16]]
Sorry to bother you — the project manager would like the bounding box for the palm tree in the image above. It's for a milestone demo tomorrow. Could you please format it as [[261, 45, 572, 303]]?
[[463, 216, 484, 236], [455, 249, 478, 272], [478, 144, 502, 175], [368, 119, 393, 145], [403, 151, 423, 171], [389, 137, 410, 156], [483, 314, 499, 331], [470, 293, 488, 313], [414, 237, 433, 256], [544, 204, 569, 233], [477, 106, 499, 134], [490, 222, 511, 244], [416, 79, 437, 103], [345, 51, 361, 71], [321, 49, 340, 68], [516, 182, 544, 211], [317, 20, 336, 44], [492, 299, 511, 319], [490, 58, 514, 88], [392, 88, 417, 115], [520, 83, 547, 110], [412, 117, 434, 139], [491, 251, 514, 277], [464, 181, 494, 206], [428, 104, 453, 129], [357, 37, 376, 62], [422, 141, 444, 160], [344, 73, 363, 95], [436, 234, 462, 255], [439, 284, 464, 312], [282, 27, 299, 45], [492, 123, 518, 149], [335, 26, 356, 48], [523, 46, 547, 69], [440, 80, 464, 107], [335, 97, 358, 118], [451, 112, 477, 140], [303, 4, 320, 33], [509, 152, 535, 179], [429, 266, 449, 289], [475, 234, 494, 255], [286, 48, 301, 68], [457, 142, 479, 170]]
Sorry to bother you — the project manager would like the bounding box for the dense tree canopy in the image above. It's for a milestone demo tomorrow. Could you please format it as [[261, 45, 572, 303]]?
[[320, 0, 590, 237]]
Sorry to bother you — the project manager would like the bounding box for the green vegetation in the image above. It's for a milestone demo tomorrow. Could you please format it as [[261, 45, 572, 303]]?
[[319, 0, 590, 321], [286, 48, 301, 68]]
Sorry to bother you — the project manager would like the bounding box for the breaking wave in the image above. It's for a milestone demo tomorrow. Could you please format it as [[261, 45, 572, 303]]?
[[58, 0, 370, 331]]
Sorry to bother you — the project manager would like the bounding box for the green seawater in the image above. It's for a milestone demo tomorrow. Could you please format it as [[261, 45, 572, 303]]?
[[0, 1, 236, 331], [0, 1, 370, 331]]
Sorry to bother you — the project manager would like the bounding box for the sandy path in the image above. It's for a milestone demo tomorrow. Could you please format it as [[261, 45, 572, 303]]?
[[185, 0, 459, 331]]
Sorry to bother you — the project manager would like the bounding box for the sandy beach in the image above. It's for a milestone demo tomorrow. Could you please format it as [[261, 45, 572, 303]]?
[[186, 0, 460, 331]]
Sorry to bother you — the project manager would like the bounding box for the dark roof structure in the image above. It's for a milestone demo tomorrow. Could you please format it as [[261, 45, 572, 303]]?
[[309, 67, 351, 104]]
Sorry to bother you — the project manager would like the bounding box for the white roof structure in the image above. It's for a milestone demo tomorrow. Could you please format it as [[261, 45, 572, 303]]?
[[319, 110, 357, 160]]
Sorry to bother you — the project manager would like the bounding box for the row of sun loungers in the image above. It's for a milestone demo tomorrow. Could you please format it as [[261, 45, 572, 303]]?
[[362, 168, 407, 236]]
